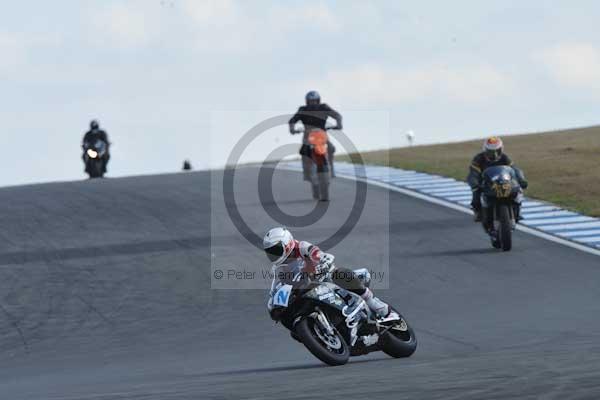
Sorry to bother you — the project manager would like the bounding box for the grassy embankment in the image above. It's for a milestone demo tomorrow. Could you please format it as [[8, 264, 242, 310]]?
[[344, 126, 600, 216]]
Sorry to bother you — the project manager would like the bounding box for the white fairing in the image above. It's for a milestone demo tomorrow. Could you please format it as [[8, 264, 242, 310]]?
[[267, 258, 305, 310], [272, 285, 293, 307]]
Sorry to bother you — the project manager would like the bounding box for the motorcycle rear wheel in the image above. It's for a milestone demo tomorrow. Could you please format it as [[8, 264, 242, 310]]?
[[379, 314, 417, 358], [295, 316, 349, 366], [311, 183, 320, 200], [317, 172, 329, 201]]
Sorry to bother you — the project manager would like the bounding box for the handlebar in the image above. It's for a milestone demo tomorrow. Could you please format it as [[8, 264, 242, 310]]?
[[314, 263, 336, 283], [291, 127, 342, 135]]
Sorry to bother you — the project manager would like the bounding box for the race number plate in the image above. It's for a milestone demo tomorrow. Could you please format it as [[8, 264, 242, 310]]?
[[273, 284, 293, 307]]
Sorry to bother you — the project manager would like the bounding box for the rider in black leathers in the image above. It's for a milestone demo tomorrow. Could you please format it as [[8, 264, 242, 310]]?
[[82, 120, 110, 172], [467, 136, 528, 222], [288, 91, 342, 180]]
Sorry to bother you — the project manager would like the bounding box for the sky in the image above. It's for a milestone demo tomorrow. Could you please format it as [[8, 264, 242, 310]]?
[[2, 0, 600, 186]]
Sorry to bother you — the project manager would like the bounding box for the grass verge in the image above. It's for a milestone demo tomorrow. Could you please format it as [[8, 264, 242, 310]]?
[[343, 125, 600, 216]]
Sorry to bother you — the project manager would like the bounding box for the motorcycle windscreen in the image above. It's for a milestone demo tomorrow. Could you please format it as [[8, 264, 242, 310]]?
[[482, 166, 518, 198], [482, 166, 515, 182], [272, 259, 306, 286]]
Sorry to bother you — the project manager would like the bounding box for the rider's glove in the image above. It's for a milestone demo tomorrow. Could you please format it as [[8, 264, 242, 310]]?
[[315, 253, 335, 276], [314, 263, 329, 277]]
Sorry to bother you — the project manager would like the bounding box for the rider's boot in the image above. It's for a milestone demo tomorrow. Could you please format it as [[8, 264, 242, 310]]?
[[514, 204, 523, 222], [361, 289, 399, 321], [302, 155, 312, 182], [472, 207, 482, 222]]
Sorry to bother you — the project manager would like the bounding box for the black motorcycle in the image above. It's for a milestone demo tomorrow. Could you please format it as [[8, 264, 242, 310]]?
[[480, 165, 523, 251], [269, 260, 417, 366], [82, 139, 108, 178]]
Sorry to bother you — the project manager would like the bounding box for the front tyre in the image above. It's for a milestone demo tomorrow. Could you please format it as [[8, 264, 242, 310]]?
[[88, 159, 104, 178], [311, 182, 320, 200], [498, 204, 512, 251], [380, 314, 417, 358], [295, 316, 350, 366]]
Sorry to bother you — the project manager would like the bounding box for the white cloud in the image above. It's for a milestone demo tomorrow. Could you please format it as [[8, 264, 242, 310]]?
[[303, 3, 341, 32], [0, 33, 24, 73], [183, 0, 238, 26], [439, 65, 515, 103], [538, 42, 600, 88], [0, 31, 62, 75], [182, 0, 257, 54], [182, 1, 342, 54], [98, 4, 153, 47], [296, 63, 514, 107], [272, 2, 341, 33]]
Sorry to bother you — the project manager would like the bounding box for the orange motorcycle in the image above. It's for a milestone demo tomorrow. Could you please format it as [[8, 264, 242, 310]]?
[[293, 127, 336, 201]]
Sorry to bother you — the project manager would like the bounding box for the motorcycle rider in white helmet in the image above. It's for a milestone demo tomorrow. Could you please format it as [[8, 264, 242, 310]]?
[[263, 227, 398, 321]]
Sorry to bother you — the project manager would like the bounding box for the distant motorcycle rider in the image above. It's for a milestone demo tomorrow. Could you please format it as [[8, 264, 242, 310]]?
[[263, 227, 398, 321], [82, 119, 110, 172], [467, 136, 528, 222], [288, 91, 342, 180]]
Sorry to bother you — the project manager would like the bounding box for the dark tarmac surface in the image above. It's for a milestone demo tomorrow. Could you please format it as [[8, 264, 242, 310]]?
[[1, 168, 600, 399]]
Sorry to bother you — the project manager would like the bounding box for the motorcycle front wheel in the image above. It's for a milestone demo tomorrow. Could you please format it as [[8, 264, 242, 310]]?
[[295, 316, 350, 366], [87, 159, 104, 179], [497, 204, 512, 251]]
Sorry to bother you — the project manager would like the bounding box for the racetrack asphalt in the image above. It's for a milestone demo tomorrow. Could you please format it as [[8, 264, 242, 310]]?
[[1, 167, 600, 399]]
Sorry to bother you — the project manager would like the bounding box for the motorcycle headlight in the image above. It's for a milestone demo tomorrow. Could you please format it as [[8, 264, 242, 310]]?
[[87, 149, 98, 159]]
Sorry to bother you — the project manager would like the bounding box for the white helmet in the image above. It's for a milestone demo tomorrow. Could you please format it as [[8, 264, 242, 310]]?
[[483, 136, 504, 161], [263, 227, 294, 266]]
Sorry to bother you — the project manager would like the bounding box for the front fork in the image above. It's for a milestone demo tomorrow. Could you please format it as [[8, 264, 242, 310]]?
[[308, 309, 335, 335], [481, 194, 522, 233]]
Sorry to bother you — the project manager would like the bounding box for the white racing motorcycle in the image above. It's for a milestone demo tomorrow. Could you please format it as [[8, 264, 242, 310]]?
[[268, 260, 417, 366]]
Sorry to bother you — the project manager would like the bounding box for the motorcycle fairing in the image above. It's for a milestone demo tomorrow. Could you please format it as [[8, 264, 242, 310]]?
[[303, 282, 346, 310], [308, 129, 328, 156]]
